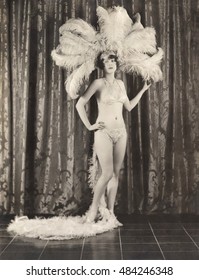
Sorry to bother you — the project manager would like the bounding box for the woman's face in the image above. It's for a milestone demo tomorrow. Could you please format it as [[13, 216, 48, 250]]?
[[103, 57, 117, 74]]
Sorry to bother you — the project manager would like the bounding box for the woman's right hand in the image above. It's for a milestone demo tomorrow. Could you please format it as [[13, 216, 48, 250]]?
[[89, 121, 105, 131]]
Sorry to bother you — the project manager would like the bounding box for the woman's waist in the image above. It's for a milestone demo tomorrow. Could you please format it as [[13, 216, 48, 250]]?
[[97, 111, 123, 120], [96, 116, 125, 129]]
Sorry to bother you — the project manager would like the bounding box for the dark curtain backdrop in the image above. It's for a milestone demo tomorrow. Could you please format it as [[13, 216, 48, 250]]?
[[0, 0, 199, 216]]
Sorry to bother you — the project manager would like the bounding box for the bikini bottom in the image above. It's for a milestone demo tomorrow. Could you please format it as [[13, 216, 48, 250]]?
[[96, 127, 127, 144]]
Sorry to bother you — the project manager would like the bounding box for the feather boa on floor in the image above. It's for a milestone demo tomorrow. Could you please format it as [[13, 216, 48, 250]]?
[[7, 209, 122, 240]]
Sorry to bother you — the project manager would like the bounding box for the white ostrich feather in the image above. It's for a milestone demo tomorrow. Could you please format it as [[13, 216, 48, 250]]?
[[96, 6, 109, 28], [88, 146, 101, 189], [51, 33, 98, 70], [59, 18, 96, 41], [59, 31, 97, 48], [65, 60, 96, 99], [51, 50, 85, 70], [59, 40, 96, 57], [59, 43, 91, 56], [121, 48, 163, 81], [106, 6, 132, 36], [125, 64, 162, 82], [59, 39, 99, 57], [126, 47, 163, 66], [97, 6, 132, 44], [52, 24, 100, 73], [131, 20, 144, 32], [123, 27, 157, 55]]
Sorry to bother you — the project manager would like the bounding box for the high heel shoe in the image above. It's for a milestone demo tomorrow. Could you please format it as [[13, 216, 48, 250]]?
[[109, 212, 123, 227]]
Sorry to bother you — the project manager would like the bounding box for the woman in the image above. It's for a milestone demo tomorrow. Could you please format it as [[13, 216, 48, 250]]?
[[76, 52, 151, 224], [7, 53, 151, 238]]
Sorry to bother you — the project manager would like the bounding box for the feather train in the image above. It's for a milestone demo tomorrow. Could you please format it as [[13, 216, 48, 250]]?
[[7, 215, 121, 240]]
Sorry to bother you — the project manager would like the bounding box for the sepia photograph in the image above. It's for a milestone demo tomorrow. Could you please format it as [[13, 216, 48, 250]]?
[[0, 0, 199, 266]]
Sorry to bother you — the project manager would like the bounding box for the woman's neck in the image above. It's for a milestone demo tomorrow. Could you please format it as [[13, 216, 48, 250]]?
[[104, 73, 115, 82]]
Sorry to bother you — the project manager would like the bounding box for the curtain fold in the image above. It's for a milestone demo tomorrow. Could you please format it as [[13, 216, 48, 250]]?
[[0, 0, 199, 215]]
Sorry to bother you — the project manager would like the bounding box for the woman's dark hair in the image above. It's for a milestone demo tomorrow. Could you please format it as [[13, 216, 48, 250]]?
[[96, 53, 119, 70]]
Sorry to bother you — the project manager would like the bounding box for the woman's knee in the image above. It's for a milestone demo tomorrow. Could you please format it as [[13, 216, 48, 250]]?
[[101, 169, 113, 183], [113, 170, 120, 179]]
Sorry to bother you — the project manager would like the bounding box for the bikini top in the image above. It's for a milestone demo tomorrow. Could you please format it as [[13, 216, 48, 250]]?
[[98, 79, 128, 105]]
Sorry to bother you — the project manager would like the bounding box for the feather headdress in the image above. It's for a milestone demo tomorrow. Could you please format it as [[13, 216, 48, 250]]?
[[51, 6, 163, 99]]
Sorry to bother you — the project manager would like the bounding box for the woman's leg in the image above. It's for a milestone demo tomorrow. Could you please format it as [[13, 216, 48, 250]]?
[[107, 133, 127, 214], [87, 130, 114, 221]]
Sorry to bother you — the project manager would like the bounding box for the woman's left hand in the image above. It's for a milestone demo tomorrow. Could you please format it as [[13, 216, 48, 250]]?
[[142, 81, 151, 92]]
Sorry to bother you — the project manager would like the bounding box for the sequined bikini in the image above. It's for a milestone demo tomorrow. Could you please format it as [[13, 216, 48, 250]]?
[[99, 78, 128, 105], [96, 79, 128, 144], [96, 127, 127, 145]]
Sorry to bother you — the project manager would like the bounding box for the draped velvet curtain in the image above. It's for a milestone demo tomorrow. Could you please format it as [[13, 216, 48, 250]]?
[[0, 0, 199, 216]]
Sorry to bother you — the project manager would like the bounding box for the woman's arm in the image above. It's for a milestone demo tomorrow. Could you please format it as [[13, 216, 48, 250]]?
[[123, 81, 151, 112], [75, 79, 105, 131]]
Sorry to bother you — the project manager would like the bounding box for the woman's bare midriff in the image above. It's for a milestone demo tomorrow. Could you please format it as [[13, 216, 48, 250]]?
[[96, 102, 125, 129]]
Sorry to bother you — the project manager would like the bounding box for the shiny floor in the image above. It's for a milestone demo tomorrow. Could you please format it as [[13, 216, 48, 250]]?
[[0, 214, 199, 260]]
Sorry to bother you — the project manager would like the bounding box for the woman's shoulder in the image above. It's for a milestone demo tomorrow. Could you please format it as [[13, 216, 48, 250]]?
[[90, 78, 104, 86], [87, 79, 104, 94], [95, 78, 105, 84], [90, 78, 105, 90]]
